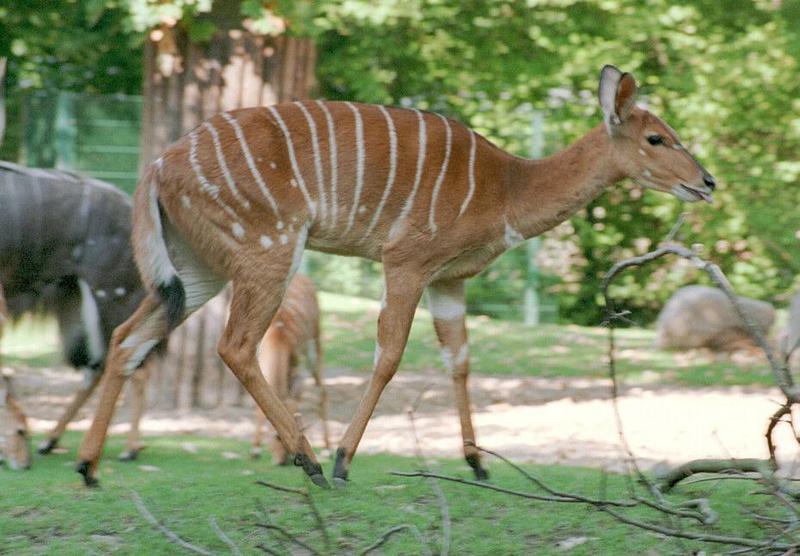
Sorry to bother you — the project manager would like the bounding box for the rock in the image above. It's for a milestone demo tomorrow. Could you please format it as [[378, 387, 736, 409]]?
[[655, 285, 774, 352]]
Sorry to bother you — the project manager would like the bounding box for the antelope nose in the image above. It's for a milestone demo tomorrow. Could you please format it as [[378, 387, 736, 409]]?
[[703, 174, 716, 190]]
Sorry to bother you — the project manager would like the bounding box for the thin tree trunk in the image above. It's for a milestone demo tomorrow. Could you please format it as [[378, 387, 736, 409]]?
[[142, 7, 316, 409]]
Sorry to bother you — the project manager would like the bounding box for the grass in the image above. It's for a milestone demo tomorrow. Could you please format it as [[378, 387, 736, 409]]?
[[1, 292, 774, 388], [0, 432, 778, 555]]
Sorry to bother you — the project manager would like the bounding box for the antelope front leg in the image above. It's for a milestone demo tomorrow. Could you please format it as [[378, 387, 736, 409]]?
[[118, 362, 151, 461], [428, 279, 488, 480], [333, 267, 427, 484], [39, 370, 103, 455]]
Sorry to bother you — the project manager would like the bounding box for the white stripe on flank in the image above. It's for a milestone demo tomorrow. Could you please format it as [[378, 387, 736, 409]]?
[[295, 102, 327, 225], [316, 101, 338, 226], [365, 106, 398, 237], [458, 129, 477, 217], [428, 113, 452, 233], [203, 121, 250, 209], [77, 279, 105, 366], [396, 109, 428, 225], [189, 131, 239, 221], [344, 102, 366, 233], [266, 105, 317, 218], [220, 112, 281, 219]]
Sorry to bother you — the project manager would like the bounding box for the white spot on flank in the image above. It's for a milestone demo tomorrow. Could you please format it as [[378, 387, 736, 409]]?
[[642, 169, 652, 178], [504, 220, 525, 248], [220, 112, 280, 217], [290, 178, 298, 188], [114, 287, 126, 297], [358, 205, 367, 214], [458, 130, 478, 217], [95, 289, 107, 299], [428, 114, 453, 234], [231, 222, 245, 239], [279, 234, 288, 245], [277, 221, 284, 230], [270, 161, 277, 169], [638, 148, 646, 156], [266, 105, 316, 218], [316, 100, 339, 226], [181, 195, 191, 208], [344, 102, 366, 234], [260, 235, 273, 249]]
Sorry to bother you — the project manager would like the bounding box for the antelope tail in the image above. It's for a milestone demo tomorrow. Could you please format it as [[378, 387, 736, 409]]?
[[132, 162, 185, 332]]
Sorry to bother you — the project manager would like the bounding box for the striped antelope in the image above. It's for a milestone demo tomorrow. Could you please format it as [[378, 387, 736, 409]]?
[[0, 162, 151, 461], [251, 273, 330, 464], [77, 65, 715, 488]]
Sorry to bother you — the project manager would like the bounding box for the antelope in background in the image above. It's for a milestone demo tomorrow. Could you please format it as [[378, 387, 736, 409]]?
[[251, 273, 330, 464], [77, 65, 715, 488], [0, 162, 152, 463]]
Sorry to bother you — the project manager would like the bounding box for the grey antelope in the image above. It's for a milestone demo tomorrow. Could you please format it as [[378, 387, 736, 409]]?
[[76, 65, 715, 488], [251, 273, 330, 464], [0, 162, 151, 462]]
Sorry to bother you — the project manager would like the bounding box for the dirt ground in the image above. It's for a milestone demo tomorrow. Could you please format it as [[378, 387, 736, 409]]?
[[10, 364, 800, 473]]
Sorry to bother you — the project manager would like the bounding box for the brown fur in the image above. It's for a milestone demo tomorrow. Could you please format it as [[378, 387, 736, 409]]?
[[77, 66, 714, 486]]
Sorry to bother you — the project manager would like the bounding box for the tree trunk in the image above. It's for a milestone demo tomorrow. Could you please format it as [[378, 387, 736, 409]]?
[[140, 8, 316, 409]]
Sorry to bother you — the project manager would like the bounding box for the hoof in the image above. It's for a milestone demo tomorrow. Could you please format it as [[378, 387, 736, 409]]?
[[333, 477, 348, 489], [332, 447, 349, 483], [118, 448, 141, 462], [76, 460, 99, 487], [38, 438, 59, 455], [466, 454, 489, 481], [310, 473, 331, 489]]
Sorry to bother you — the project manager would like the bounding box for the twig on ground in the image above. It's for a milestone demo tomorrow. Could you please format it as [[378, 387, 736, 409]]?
[[255, 523, 320, 555], [256, 479, 331, 554], [359, 524, 431, 556], [131, 491, 214, 556], [209, 516, 243, 556], [658, 459, 772, 492]]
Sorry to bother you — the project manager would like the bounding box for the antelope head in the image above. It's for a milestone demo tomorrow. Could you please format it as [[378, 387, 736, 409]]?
[[599, 65, 716, 203], [1, 371, 32, 470]]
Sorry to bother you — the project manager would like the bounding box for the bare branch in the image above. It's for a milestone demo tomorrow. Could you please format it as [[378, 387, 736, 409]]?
[[658, 459, 773, 492], [256, 479, 330, 554], [131, 491, 214, 556], [255, 523, 320, 555], [359, 524, 430, 556], [209, 516, 242, 556]]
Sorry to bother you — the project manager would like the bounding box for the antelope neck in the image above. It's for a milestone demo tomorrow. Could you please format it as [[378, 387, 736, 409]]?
[[503, 124, 624, 240]]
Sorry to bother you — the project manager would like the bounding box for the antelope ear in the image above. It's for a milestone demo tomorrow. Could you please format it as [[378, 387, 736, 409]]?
[[598, 65, 637, 131]]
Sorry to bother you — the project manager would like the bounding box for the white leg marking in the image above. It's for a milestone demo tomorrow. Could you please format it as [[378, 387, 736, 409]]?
[[458, 129, 477, 217], [427, 289, 466, 321], [365, 106, 398, 237], [77, 279, 105, 366], [316, 100, 339, 226], [427, 114, 453, 233], [504, 219, 525, 248], [440, 348, 454, 373], [124, 339, 159, 374], [203, 121, 251, 209], [220, 112, 281, 220], [344, 101, 365, 234], [189, 130, 240, 221], [266, 106, 317, 218], [295, 102, 327, 226], [373, 344, 383, 369], [394, 109, 428, 229]]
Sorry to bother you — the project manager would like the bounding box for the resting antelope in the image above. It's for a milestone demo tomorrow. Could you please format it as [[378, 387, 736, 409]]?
[[0, 162, 151, 462], [77, 65, 715, 488], [251, 273, 330, 464]]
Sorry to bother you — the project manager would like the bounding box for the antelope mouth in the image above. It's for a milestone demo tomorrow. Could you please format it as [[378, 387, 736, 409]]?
[[674, 184, 713, 204]]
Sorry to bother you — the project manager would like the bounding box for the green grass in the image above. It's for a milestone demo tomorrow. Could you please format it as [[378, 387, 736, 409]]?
[[319, 292, 773, 387], [2, 293, 773, 388], [0, 432, 777, 555]]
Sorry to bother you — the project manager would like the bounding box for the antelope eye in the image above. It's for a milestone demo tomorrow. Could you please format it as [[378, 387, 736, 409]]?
[[647, 134, 665, 146]]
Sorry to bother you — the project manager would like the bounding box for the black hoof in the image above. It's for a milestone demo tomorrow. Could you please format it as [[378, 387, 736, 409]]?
[[293, 454, 329, 489], [38, 438, 59, 455], [332, 447, 349, 483], [76, 460, 99, 487], [118, 448, 141, 462], [466, 454, 489, 481], [333, 477, 348, 489]]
